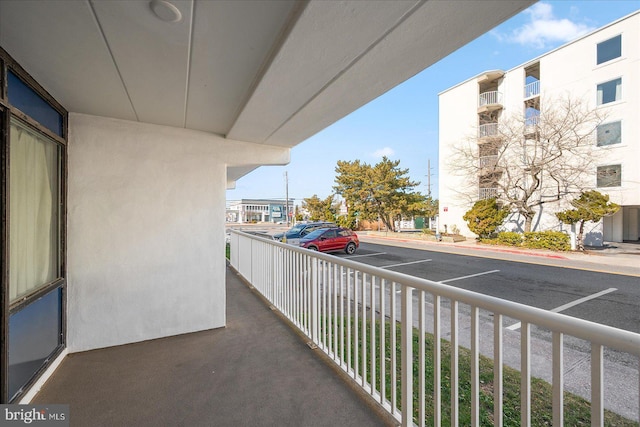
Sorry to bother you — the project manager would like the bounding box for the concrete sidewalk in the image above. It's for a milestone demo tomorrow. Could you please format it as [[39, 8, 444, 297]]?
[[359, 231, 640, 277]]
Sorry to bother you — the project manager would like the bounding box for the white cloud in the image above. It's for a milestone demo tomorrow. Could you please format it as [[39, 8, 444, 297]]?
[[372, 147, 395, 158], [497, 2, 595, 49]]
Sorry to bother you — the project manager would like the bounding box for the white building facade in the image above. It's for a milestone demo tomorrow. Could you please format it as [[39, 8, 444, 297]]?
[[439, 11, 640, 244], [227, 199, 294, 223]]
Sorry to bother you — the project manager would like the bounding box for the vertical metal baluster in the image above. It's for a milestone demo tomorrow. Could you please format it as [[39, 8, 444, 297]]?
[[340, 265, 345, 366], [354, 271, 359, 380], [311, 257, 319, 344], [451, 300, 459, 427], [419, 290, 426, 427], [361, 273, 367, 388], [494, 314, 503, 427], [471, 306, 479, 426], [379, 278, 386, 405], [401, 285, 413, 427], [521, 322, 531, 427], [391, 282, 397, 415], [334, 264, 339, 360], [591, 344, 604, 427], [552, 331, 563, 427], [347, 268, 352, 374], [370, 275, 376, 395], [433, 293, 441, 427]]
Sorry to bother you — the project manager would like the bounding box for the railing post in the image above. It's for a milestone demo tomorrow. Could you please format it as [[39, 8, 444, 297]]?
[[401, 285, 413, 427]]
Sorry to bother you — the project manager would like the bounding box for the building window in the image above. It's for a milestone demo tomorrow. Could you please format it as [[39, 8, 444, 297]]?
[[597, 164, 621, 187], [597, 78, 621, 105], [9, 119, 61, 302], [597, 35, 621, 65], [2, 49, 67, 403], [597, 121, 621, 146]]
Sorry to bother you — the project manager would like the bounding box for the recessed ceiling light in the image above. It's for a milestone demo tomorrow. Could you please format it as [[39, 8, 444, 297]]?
[[150, 0, 182, 23]]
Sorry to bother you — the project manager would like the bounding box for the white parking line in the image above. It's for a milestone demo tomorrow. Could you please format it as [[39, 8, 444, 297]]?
[[439, 270, 500, 284], [344, 252, 387, 259], [506, 287, 618, 331], [382, 259, 432, 269]]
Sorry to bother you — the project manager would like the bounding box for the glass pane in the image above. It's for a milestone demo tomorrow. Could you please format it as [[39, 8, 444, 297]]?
[[10, 119, 60, 302], [597, 164, 621, 187], [597, 35, 621, 65], [9, 286, 63, 401], [7, 71, 63, 137], [597, 78, 621, 105], [597, 121, 621, 146]]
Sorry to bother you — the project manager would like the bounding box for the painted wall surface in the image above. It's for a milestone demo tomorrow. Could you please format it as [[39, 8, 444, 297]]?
[[67, 114, 289, 352]]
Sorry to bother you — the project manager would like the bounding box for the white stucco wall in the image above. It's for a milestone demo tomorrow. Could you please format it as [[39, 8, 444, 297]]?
[[67, 113, 289, 352]]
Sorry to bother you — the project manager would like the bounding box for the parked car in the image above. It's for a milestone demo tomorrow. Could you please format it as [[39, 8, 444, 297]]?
[[299, 227, 359, 254], [273, 221, 336, 245]]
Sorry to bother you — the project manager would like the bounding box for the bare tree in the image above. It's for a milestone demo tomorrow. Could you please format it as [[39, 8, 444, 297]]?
[[449, 95, 605, 232]]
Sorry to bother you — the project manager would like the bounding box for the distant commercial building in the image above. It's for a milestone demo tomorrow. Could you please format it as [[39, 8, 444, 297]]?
[[227, 199, 294, 223], [439, 11, 640, 243]]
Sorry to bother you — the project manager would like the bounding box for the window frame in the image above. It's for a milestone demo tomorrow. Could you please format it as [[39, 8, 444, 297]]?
[[596, 164, 622, 188], [596, 77, 622, 106], [596, 34, 622, 65], [1, 46, 68, 403], [596, 120, 622, 147]]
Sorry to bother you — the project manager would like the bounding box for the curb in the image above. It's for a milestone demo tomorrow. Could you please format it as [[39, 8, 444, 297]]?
[[360, 234, 569, 260]]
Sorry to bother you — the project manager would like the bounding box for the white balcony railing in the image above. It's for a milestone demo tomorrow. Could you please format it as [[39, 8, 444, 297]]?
[[479, 155, 498, 169], [478, 187, 499, 200], [230, 230, 640, 427], [478, 91, 502, 107], [478, 123, 498, 138], [525, 80, 541, 98]]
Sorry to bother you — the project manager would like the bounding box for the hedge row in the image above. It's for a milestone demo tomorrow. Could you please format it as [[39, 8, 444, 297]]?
[[482, 231, 570, 251]]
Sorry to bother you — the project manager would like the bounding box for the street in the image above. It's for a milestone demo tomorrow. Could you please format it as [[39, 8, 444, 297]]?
[[340, 242, 640, 334]]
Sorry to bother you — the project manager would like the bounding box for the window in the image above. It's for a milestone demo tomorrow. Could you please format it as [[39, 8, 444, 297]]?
[[597, 35, 621, 65], [2, 49, 67, 403], [597, 121, 621, 146], [597, 164, 621, 187], [9, 119, 61, 302], [597, 78, 621, 105]]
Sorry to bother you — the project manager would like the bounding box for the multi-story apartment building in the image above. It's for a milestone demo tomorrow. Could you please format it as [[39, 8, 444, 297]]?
[[439, 11, 640, 244]]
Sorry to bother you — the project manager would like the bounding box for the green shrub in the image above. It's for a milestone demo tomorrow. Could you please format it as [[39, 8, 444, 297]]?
[[523, 231, 570, 251], [463, 198, 509, 239], [496, 231, 523, 247]]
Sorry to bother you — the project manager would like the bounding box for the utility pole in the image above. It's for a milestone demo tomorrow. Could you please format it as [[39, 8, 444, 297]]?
[[426, 159, 432, 197], [284, 171, 289, 226]]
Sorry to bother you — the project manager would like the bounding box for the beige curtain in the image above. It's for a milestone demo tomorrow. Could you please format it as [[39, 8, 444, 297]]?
[[9, 119, 59, 302]]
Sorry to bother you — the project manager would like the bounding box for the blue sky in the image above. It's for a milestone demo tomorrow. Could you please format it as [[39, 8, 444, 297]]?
[[227, 1, 640, 203]]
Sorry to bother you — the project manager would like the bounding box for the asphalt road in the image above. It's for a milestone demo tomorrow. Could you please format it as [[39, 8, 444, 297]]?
[[341, 242, 640, 334]]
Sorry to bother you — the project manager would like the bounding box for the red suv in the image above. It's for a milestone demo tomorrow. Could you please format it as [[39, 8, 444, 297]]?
[[299, 227, 359, 254]]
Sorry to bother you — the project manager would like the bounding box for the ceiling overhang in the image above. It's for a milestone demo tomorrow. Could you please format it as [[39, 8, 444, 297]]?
[[0, 0, 535, 182]]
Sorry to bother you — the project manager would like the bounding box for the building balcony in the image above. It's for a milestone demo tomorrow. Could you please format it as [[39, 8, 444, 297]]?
[[524, 114, 540, 137], [479, 155, 499, 169], [478, 187, 499, 200], [478, 91, 503, 113], [30, 232, 640, 426], [32, 265, 391, 426], [478, 123, 499, 139], [525, 80, 541, 98]]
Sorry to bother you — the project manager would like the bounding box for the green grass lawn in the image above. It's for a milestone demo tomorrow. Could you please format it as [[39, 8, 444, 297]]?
[[321, 317, 637, 426]]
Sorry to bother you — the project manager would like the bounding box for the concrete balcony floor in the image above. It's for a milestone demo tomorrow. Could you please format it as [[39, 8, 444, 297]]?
[[33, 267, 391, 426]]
